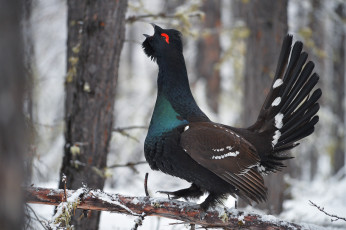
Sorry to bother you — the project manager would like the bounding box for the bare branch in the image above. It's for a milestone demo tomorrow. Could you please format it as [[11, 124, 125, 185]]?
[[126, 12, 202, 24], [25, 204, 49, 230], [309, 200, 346, 222], [113, 126, 148, 132], [25, 187, 307, 229], [112, 126, 147, 142], [144, 172, 149, 196], [107, 161, 147, 169]]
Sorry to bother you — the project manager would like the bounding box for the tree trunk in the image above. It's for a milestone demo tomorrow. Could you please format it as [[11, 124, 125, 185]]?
[[331, 2, 345, 175], [23, 0, 35, 183], [0, 0, 26, 229], [59, 1, 127, 229], [195, 0, 221, 113], [235, 0, 288, 214]]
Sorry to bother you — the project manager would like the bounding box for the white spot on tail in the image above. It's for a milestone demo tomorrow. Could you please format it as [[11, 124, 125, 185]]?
[[212, 151, 239, 159], [272, 130, 281, 147], [273, 79, 283, 88], [258, 164, 266, 172], [274, 113, 284, 129], [271, 97, 281, 107], [184, 125, 189, 131]]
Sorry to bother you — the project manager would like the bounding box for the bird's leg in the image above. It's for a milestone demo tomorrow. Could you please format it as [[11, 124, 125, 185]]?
[[200, 192, 222, 211], [157, 183, 204, 200]]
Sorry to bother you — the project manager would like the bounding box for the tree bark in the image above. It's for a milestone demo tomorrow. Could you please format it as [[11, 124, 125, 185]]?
[[59, 1, 127, 229], [23, 0, 35, 183], [195, 0, 222, 113], [0, 0, 26, 229], [25, 187, 307, 230], [234, 0, 288, 214], [331, 2, 345, 175]]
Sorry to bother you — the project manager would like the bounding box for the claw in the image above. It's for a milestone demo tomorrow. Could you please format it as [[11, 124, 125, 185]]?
[[156, 191, 178, 199]]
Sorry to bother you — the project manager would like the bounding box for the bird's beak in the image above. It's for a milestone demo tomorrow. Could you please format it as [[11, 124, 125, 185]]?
[[150, 23, 162, 31], [143, 34, 150, 38]]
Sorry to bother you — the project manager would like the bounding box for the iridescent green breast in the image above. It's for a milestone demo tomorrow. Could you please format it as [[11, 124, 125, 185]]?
[[147, 95, 188, 138]]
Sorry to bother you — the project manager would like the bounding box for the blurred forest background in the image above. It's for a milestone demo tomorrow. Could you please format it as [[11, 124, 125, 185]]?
[[2, 0, 346, 229]]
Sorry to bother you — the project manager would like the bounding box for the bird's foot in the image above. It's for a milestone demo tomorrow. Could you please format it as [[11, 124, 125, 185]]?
[[156, 184, 204, 200], [156, 190, 180, 200]]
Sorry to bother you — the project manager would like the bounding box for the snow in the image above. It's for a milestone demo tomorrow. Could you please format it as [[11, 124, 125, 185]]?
[[91, 190, 138, 216], [27, 0, 346, 229], [281, 174, 346, 229]]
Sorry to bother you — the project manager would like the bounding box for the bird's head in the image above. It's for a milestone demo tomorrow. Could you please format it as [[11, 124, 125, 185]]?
[[142, 24, 183, 62]]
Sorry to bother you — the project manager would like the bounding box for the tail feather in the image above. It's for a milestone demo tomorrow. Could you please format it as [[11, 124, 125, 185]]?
[[278, 115, 319, 147], [282, 42, 303, 82], [244, 34, 321, 173], [282, 88, 322, 129], [282, 73, 319, 115], [280, 52, 308, 104]]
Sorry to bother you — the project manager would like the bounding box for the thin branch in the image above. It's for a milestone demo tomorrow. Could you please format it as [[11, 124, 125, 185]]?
[[25, 187, 306, 229], [131, 213, 146, 230], [144, 172, 149, 196], [113, 126, 148, 132], [112, 126, 147, 143], [126, 12, 202, 24], [309, 200, 346, 222], [190, 223, 195, 230], [26, 204, 49, 230], [107, 161, 147, 169]]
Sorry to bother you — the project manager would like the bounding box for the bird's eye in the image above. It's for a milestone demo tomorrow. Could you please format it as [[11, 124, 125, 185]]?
[[161, 33, 169, 44]]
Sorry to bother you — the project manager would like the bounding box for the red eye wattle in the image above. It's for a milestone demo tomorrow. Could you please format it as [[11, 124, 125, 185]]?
[[161, 33, 169, 44]]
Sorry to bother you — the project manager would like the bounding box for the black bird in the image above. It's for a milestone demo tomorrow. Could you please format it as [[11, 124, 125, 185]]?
[[142, 24, 321, 210]]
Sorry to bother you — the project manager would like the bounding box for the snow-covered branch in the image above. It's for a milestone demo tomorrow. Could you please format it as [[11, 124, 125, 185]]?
[[25, 187, 313, 229]]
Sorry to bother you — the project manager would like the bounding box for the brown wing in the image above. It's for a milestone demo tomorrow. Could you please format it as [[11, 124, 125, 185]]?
[[180, 122, 267, 203]]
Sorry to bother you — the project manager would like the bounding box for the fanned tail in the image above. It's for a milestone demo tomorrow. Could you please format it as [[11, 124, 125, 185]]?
[[247, 35, 322, 173]]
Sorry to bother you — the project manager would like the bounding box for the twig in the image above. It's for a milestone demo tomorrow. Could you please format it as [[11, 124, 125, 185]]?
[[309, 200, 346, 222], [126, 12, 203, 24], [112, 126, 147, 143], [190, 223, 195, 230], [62, 174, 67, 202], [131, 213, 147, 230], [107, 161, 147, 169], [144, 173, 149, 196], [26, 204, 49, 230], [113, 126, 148, 132]]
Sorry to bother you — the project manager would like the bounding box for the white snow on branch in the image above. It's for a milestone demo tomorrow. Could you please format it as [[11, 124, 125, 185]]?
[[91, 190, 139, 216], [49, 187, 86, 229]]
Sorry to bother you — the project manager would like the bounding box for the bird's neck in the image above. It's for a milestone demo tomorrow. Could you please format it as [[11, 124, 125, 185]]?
[[147, 54, 209, 138]]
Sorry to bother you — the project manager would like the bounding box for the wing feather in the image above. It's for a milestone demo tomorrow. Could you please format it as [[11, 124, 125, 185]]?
[[180, 122, 267, 203]]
